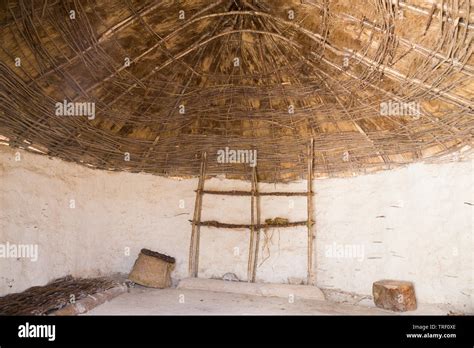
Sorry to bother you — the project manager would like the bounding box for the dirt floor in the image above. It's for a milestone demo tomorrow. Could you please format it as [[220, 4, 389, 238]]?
[[86, 287, 451, 315]]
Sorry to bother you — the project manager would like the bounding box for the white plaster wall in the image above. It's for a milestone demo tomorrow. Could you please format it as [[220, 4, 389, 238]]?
[[315, 159, 473, 312], [0, 146, 472, 311]]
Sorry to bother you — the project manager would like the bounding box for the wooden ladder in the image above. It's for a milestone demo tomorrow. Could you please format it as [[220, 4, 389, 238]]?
[[188, 140, 315, 284]]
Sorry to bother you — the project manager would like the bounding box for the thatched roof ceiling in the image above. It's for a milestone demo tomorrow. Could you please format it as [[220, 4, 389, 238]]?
[[0, 0, 472, 181]]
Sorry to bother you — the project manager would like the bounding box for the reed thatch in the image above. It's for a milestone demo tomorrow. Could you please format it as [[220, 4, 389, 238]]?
[[0, 275, 120, 315], [0, 0, 472, 181]]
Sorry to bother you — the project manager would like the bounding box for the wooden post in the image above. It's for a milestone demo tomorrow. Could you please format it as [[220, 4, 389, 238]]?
[[307, 139, 315, 285], [247, 166, 256, 282], [188, 152, 207, 277], [193, 152, 207, 277], [251, 167, 261, 283]]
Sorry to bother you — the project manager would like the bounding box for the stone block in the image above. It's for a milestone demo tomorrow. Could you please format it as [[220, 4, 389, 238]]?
[[372, 279, 416, 312]]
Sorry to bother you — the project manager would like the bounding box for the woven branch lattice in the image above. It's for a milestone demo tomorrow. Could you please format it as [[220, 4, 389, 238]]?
[[0, 0, 472, 181]]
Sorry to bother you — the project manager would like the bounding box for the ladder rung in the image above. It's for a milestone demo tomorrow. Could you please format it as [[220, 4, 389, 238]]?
[[198, 190, 312, 196], [189, 220, 313, 229]]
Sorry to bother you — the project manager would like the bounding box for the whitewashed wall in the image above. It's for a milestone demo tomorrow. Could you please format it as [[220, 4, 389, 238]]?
[[315, 159, 473, 312], [0, 146, 472, 311]]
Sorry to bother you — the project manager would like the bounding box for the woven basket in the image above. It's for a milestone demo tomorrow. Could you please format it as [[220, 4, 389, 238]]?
[[128, 249, 176, 288]]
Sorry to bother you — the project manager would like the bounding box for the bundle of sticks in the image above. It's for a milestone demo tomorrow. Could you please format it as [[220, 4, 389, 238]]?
[[0, 276, 120, 315]]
